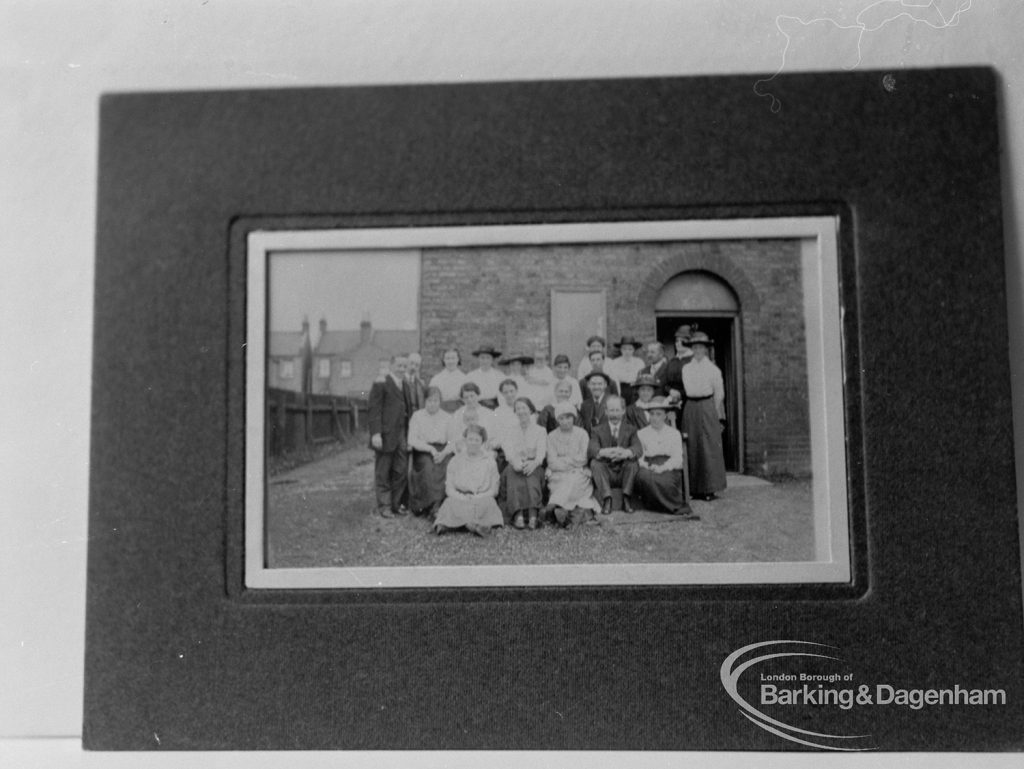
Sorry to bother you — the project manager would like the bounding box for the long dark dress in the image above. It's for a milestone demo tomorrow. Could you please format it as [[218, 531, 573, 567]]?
[[635, 424, 693, 515], [408, 445, 450, 513], [501, 421, 547, 515], [682, 397, 727, 496], [407, 408, 453, 514]]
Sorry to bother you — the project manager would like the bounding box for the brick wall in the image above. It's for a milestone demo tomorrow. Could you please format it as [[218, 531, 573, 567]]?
[[419, 239, 811, 477]]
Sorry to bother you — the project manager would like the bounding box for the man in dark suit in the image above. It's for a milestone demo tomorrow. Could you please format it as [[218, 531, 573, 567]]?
[[579, 371, 613, 435], [368, 354, 411, 518], [639, 341, 670, 392], [587, 395, 642, 514], [405, 352, 428, 412], [580, 349, 619, 403]]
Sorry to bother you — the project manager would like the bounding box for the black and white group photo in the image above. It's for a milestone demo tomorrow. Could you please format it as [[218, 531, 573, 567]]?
[[252, 220, 848, 583]]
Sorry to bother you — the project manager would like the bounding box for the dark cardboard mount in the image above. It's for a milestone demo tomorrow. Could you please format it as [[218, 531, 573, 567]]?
[[86, 69, 1022, 750]]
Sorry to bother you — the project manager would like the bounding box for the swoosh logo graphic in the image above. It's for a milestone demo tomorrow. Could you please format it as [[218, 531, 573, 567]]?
[[720, 640, 874, 751]]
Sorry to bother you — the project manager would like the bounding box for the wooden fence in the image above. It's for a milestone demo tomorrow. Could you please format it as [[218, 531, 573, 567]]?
[[266, 388, 368, 457]]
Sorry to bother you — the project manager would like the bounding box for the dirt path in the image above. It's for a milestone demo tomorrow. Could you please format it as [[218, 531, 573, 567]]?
[[266, 444, 816, 569]]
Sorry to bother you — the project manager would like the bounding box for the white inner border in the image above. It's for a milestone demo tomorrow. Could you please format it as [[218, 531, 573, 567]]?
[[245, 217, 849, 588]]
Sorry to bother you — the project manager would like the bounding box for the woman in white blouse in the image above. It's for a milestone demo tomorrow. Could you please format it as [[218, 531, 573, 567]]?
[[428, 348, 468, 413], [406, 387, 453, 517], [501, 397, 548, 530], [605, 335, 646, 405], [447, 382, 497, 454], [635, 397, 697, 518], [679, 332, 727, 501]]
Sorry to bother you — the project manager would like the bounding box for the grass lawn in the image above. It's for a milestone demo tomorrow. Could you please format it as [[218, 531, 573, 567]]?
[[266, 442, 815, 569]]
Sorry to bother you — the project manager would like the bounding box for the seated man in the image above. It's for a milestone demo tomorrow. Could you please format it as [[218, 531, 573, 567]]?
[[587, 395, 642, 515], [635, 397, 697, 519]]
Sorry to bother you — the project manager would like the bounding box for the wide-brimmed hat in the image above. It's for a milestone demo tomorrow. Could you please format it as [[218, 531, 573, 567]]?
[[553, 402, 578, 418], [500, 353, 535, 366], [552, 353, 571, 366], [688, 331, 713, 346], [472, 344, 502, 357], [583, 370, 613, 387], [639, 395, 676, 411], [613, 335, 642, 349], [585, 335, 606, 348], [633, 373, 663, 390], [674, 324, 694, 341]]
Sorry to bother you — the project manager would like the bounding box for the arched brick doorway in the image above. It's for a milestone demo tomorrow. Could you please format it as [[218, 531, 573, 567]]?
[[655, 270, 742, 472]]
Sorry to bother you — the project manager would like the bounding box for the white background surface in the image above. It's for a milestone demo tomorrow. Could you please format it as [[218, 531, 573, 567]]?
[[2, 1, 1022, 765]]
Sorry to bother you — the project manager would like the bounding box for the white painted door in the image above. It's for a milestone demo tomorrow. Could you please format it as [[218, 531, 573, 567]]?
[[550, 289, 606, 362]]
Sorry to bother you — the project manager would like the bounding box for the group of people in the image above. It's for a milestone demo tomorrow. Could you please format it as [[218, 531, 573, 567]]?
[[366, 329, 728, 538]]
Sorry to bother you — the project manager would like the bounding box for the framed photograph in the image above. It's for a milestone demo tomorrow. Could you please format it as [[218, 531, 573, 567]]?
[[86, 69, 1022, 751], [245, 217, 851, 588]]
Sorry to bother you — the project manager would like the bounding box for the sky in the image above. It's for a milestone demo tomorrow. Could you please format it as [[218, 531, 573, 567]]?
[[268, 249, 420, 333]]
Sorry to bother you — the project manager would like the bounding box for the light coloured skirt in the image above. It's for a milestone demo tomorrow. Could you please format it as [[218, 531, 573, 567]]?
[[546, 468, 600, 512], [434, 495, 504, 530]]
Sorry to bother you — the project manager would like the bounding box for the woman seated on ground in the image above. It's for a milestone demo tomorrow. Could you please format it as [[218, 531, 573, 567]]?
[[406, 386, 453, 518], [501, 396, 547, 530], [433, 424, 503, 538], [428, 348, 468, 413], [538, 379, 579, 433], [447, 382, 497, 453], [544, 402, 601, 527], [635, 397, 698, 520]]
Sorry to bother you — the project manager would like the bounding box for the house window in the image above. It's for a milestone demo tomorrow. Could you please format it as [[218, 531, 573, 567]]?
[[317, 358, 331, 378], [279, 360, 294, 379], [339, 360, 353, 378]]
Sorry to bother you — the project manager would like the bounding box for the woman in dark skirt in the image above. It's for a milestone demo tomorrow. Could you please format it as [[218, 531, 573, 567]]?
[[635, 397, 697, 519], [501, 397, 548, 530], [406, 387, 453, 517], [680, 332, 727, 501]]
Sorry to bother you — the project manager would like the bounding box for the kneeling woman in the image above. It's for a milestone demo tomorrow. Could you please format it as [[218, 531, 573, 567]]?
[[502, 397, 547, 530], [407, 387, 453, 517], [433, 424, 503, 537], [635, 397, 698, 519]]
